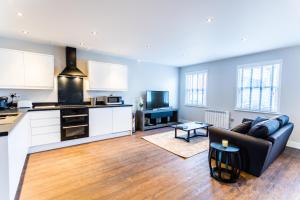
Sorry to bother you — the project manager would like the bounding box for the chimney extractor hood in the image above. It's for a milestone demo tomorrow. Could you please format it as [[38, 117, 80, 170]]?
[[59, 47, 87, 77]]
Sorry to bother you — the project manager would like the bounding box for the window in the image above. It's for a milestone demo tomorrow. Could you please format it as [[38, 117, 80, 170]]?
[[185, 71, 207, 106], [236, 61, 281, 113]]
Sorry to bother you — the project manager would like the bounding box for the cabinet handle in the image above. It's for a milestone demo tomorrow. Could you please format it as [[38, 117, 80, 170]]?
[[62, 124, 88, 129], [62, 114, 88, 118]]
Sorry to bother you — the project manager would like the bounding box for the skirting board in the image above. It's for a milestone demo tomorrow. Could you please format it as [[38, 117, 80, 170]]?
[[29, 131, 131, 153], [287, 140, 300, 149]]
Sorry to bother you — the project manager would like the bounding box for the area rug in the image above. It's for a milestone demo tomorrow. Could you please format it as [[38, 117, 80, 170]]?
[[142, 130, 209, 158]]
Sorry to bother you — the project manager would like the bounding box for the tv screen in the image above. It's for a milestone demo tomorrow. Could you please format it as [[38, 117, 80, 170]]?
[[146, 91, 169, 110]]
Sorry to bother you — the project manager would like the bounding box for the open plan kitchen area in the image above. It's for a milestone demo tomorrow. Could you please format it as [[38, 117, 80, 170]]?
[[0, 46, 135, 199]]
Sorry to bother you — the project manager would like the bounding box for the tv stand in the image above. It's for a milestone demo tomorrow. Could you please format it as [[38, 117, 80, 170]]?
[[136, 108, 178, 131]]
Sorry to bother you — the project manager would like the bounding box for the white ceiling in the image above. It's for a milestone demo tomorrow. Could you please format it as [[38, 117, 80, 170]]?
[[1, 0, 300, 66]]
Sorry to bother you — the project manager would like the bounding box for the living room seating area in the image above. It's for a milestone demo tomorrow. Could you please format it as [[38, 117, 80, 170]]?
[[209, 115, 294, 176]]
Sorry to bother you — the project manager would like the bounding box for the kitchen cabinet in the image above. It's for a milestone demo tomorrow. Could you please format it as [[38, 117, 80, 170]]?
[[28, 111, 60, 146], [24, 52, 54, 89], [0, 48, 25, 88], [7, 114, 29, 200], [89, 108, 113, 136], [0, 48, 54, 89], [88, 61, 128, 91], [112, 107, 132, 133]]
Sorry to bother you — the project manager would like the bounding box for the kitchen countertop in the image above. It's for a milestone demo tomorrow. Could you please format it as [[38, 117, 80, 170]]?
[[0, 104, 133, 136]]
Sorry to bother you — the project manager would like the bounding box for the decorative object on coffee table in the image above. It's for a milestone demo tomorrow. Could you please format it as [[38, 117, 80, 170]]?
[[208, 142, 241, 183], [172, 122, 212, 142]]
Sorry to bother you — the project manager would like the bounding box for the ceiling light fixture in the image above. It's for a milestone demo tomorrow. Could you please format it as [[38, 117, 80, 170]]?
[[145, 44, 151, 49], [241, 37, 247, 41], [22, 30, 28, 34], [91, 31, 97, 36], [206, 17, 214, 23], [17, 12, 23, 17], [80, 42, 85, 46]]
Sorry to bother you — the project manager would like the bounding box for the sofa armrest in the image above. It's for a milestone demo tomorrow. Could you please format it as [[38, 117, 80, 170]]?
[[208, 127, 272, 176]]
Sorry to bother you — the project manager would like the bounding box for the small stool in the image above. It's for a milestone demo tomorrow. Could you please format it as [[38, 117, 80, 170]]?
[[208, 142, 241, 183]]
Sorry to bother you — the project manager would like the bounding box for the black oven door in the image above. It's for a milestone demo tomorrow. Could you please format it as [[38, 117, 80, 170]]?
[[61, 108, 89, 141], [61, 124, 89, 141]]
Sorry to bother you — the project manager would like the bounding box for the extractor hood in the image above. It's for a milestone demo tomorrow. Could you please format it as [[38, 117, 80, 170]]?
[[59, 47, 87, 77]]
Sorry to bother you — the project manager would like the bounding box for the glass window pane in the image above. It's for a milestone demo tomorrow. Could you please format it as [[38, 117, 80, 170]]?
[[241, 88, 250, 109], [273, 64, 280, 88], [271, 88, 279, 112], [261, 88, 271, 111], [198, 91, 203, 105], [198, 73, 203, 90], [237, 68, 243, 88], [242, 68, 252, 87], [262, 65, 272, 87], [192, 74, 198, 89], [251, 88, 260, 110], [252, 67, 261, 87], [236, 88, 242, 108]]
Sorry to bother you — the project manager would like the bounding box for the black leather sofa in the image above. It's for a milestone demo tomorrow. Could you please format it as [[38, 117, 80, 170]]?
[[208, 119, 294, 177]]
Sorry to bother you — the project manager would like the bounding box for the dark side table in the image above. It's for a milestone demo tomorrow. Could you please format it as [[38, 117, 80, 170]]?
[[208, 142, 241, 183]]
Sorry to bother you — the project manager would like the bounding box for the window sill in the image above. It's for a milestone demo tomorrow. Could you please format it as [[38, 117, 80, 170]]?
[[184, 104, 207, 108], [234, 108, 281, 115]]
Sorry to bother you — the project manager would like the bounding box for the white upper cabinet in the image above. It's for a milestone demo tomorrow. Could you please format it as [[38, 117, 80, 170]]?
[[0, 48, 25, 88], [88, 61, 128, 91], [24, 52, 54, 89], [0, 48, 54, 89]]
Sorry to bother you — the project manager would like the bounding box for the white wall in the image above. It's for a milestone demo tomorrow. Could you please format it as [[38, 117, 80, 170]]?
[[179, 46, 300, 146], [0, 37, 179, 110]]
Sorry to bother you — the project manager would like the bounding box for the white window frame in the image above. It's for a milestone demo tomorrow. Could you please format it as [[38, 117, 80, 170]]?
[[235, 60, 282, 114], [184, 70, 208, 107]]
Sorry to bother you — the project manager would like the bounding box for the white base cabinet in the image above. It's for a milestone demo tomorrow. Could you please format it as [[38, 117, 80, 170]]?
[[89, 108, 113, 136], [28, 111, 60, 147], [89, 107, 132, 136], [113, 107, 132, 133]]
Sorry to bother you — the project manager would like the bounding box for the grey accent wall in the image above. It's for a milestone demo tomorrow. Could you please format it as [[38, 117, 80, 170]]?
[[0, 37, 179, 110], [179, 46, 300, 145]]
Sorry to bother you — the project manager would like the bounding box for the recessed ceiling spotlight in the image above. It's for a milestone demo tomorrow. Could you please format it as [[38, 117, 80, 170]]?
[[80, 42, 85, 46], [206, 17, 214, 23], [241, 37, 247, 41], [91, 31, 97, 36], [17, 12, 23, 17], [145, 44, 151, 49], [22, 30, 29, 34]]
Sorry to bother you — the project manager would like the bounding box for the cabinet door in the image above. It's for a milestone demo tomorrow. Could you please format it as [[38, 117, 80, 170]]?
[[0, 48, 25, 88], [113, 107, 132, 133], [24, 52, 54, 89], [8, 115, 29, 199], [89, 108, 113, 136], [88, 61, 128, 91]]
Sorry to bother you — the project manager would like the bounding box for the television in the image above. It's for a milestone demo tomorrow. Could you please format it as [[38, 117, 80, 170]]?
[[146, 91, 169, 110]]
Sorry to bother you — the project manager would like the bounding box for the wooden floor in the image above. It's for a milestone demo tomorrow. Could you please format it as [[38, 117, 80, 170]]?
[[19, 128, 300, 200]]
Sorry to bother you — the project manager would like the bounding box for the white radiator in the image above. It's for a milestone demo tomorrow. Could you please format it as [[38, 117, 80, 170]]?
[[205, 109, 230, 129]]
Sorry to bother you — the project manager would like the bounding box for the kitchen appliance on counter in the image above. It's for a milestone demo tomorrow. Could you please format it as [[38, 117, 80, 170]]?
[[96, 96, 123, 105], [17, 100, 33, 108], [0, 97, 8, 110], [60, 107, 89, 141]]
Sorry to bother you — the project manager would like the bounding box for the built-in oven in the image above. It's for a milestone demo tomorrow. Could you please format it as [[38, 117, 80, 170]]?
[[60, 107, 89, 141]]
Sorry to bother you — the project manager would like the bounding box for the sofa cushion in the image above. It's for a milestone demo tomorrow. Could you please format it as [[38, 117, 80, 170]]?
[[231, 121, 252, 134], [251, 116, 268, 127], [271, 115, 289, 128], [248, 119, 280, 139]]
